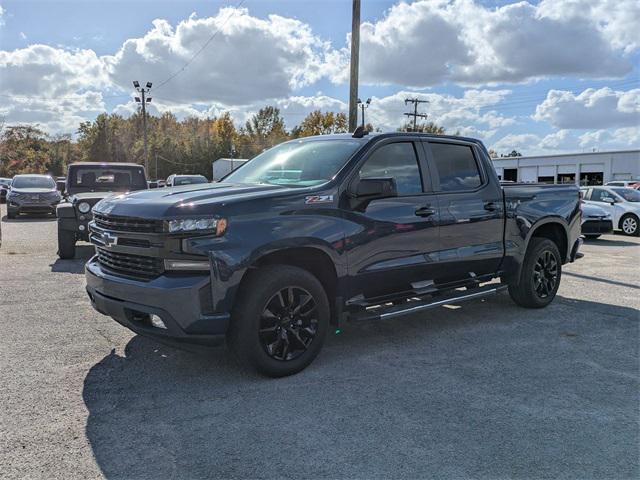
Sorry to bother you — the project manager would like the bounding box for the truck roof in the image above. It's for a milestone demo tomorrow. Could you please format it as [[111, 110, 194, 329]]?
[[295, 132, 486, 146], [68, 162, 143, 168]]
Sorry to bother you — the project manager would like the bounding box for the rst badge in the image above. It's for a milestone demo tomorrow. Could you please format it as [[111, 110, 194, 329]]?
[[305, 195, 334, 204]]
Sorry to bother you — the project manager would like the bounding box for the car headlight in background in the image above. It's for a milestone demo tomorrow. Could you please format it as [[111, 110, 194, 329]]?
[[166, 217, 227, 235], [78, 202, 91, 213]]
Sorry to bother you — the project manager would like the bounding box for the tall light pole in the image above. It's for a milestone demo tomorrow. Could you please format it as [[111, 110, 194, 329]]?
[[357, 97, 371, 129], [134, 81, 152, 175], [348, 0, 361, 132]]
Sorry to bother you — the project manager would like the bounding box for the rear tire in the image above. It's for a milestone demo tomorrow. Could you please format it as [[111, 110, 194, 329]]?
[[508, 237, 562, 309], [620, 214, 639, 236], [227, 265, 330, 377], [57, 228, 76, 259]]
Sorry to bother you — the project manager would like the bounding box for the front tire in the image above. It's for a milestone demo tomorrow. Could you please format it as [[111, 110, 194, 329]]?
[[620, 214, 639, 236], [228, 265, 330, 377], [57, 228, 76, 259], [508, 237, 562, 309]]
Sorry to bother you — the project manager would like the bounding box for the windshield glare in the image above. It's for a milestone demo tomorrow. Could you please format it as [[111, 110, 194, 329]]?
[[225, 139, 363, 187], [612, 187, 640, 202], [12, 176, 55, 189]]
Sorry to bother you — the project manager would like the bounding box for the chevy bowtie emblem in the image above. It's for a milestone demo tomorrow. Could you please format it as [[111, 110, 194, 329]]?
[[102, 232, 118, 247]]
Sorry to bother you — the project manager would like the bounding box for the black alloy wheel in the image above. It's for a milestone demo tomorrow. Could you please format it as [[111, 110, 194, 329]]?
[[532, 250, 558, 299], [259, 286, 318, 361]]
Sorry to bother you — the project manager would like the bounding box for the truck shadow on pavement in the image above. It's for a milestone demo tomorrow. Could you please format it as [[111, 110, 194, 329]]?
[[1, 214, 56, 222], [49, 245, 94, 273], [82, 295, 639, 479]]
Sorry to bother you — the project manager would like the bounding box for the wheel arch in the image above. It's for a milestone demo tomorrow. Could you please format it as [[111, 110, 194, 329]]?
[[618, 211, 639, 230]]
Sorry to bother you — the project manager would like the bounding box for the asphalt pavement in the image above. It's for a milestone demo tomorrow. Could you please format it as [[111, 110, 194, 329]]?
[[1, 203, 638, 479]]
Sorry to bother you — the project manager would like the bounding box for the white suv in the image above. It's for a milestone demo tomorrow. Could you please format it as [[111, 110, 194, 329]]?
[[581, 186, 640, 236]]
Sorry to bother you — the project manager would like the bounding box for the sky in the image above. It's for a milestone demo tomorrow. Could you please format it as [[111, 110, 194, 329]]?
[[0, 0, 639, 155]]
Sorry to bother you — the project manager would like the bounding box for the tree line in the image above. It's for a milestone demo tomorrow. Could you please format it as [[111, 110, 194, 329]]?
[[0, 107, 459, 179]]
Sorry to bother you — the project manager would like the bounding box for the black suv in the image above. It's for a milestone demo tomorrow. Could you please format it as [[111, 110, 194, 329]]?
[[86, 132, 582, 376], [57, 163, 147, 258]]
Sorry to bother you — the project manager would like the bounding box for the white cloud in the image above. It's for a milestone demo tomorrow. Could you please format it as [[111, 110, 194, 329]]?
[[533, 87, 640, 129], [104, 8, 331, 106], [338, 0, 635, 87], [579, 126, 640, 150]]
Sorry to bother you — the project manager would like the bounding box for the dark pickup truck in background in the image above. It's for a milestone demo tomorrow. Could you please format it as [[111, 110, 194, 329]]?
[[57, 162, 148, 259], [85, 132, 582, 376]]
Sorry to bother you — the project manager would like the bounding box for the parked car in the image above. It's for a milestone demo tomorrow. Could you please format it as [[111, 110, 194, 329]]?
[[605, 180, 640, 189], [6, 174, 61, 218], [56, 162, 148, 259], [581, 202, 613, 239], [0, 177, 11, 203], [581, 186, 640, 236], [86, 132, 582, 377], [166, 174, 208, 187]]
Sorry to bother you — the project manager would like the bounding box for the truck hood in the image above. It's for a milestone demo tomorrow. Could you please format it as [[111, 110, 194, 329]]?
[[93, 182, 287, 218]]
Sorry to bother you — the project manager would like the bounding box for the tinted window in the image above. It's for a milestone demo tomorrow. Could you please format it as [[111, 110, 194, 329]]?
[[430, 143, 482, 191], [611, 188, 640, 202], [590, 189, 611, 202], [359, 142, 422, 196]]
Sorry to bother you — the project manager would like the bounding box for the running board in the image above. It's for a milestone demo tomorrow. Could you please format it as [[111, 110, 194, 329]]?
[[349, 284, 508, 322]]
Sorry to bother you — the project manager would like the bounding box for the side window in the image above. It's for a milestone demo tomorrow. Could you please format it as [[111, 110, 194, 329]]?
[[429, 142, 482, 192], [591, 189, 607, 202], [359, 142, 423, 196]]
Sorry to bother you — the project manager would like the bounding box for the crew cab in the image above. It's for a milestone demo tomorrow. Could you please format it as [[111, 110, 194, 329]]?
[[85, 132, 582, 377], [57, 162, 148, 259]]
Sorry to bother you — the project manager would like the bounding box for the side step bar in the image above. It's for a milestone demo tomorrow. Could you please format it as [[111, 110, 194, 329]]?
[[350, 284, 508, 322]]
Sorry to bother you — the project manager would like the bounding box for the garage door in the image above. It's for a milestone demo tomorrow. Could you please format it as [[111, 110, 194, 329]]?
[[520, 166, 537, 183]]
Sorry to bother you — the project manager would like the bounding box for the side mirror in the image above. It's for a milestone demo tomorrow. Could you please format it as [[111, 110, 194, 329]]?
[[354, 177, 397, 198], [350, 177, 397, 210]]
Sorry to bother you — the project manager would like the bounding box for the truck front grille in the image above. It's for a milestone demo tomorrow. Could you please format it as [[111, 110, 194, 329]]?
[[94, 213, 164, 233], [96, 247, 163, 279]]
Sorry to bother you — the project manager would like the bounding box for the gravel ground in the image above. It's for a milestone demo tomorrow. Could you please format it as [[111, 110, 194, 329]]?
[[1, 203, 638, 480]]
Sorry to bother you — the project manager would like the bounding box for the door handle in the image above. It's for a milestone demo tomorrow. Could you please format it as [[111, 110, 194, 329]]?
[[415, 206, 436, 217], [484, 202, 498, 211]]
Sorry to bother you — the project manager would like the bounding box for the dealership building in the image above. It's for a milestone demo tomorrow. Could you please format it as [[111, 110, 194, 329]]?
[[491, 149, 640, 186]]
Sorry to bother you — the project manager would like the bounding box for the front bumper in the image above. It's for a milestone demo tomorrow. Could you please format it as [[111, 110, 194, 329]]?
[[581, 219, 613, 235], [8, 200, 58, 214], [85, 256, 228, 346]]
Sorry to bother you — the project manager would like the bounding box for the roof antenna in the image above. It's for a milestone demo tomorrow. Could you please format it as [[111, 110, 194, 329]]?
[[352, 125, 368, 138]]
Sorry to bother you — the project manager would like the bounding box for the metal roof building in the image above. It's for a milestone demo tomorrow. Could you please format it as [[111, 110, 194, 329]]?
[[491, 149, 640, 186]]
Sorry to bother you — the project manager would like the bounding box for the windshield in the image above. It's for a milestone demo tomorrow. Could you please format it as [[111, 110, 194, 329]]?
[[0, 178, 11, 186], [12, 176, 55, 189], [174, 176, 208, 186], [225, 139, 364, 187], [69, 166, 147, 192], [612, 188, 640, 202]]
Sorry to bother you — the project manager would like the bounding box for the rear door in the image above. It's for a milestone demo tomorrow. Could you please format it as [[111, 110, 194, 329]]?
[[346, 138, 440, 300], [423, 140, 504, 284]]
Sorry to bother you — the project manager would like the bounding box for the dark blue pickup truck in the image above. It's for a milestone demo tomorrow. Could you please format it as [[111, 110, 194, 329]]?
[[85, 132, 582, 376]]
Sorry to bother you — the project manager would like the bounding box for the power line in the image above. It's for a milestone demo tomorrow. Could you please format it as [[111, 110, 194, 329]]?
[[403, 98, 429, 132], [154, 0, 247, 91]]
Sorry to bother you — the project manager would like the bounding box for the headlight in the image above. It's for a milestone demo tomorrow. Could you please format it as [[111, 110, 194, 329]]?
[[78, 202, 91, 213], [167, 217, 227, 235]]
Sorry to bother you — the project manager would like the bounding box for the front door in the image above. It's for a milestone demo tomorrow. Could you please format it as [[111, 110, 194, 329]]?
[[423, 140, 504, 285], [345, 139, 441, 300]]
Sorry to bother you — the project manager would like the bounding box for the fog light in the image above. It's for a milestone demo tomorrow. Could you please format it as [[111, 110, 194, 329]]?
[[79, 224, 86, 231], [150, 315, 167, 329]]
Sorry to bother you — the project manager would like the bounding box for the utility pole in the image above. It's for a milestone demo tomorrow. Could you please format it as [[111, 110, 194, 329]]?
[[357, 98, 371, 129], [348, 0, 361, 132], [404, 98, 429, 132], [133, 81, 152, 175]]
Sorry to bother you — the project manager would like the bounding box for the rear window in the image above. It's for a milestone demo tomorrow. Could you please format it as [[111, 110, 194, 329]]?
[[174, 176, 208, 186], [69, 166, 147, 192], [429, 143, 482, 192]]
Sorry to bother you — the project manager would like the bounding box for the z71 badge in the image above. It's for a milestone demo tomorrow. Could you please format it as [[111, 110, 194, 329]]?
[[305, 195, 334, 204]]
